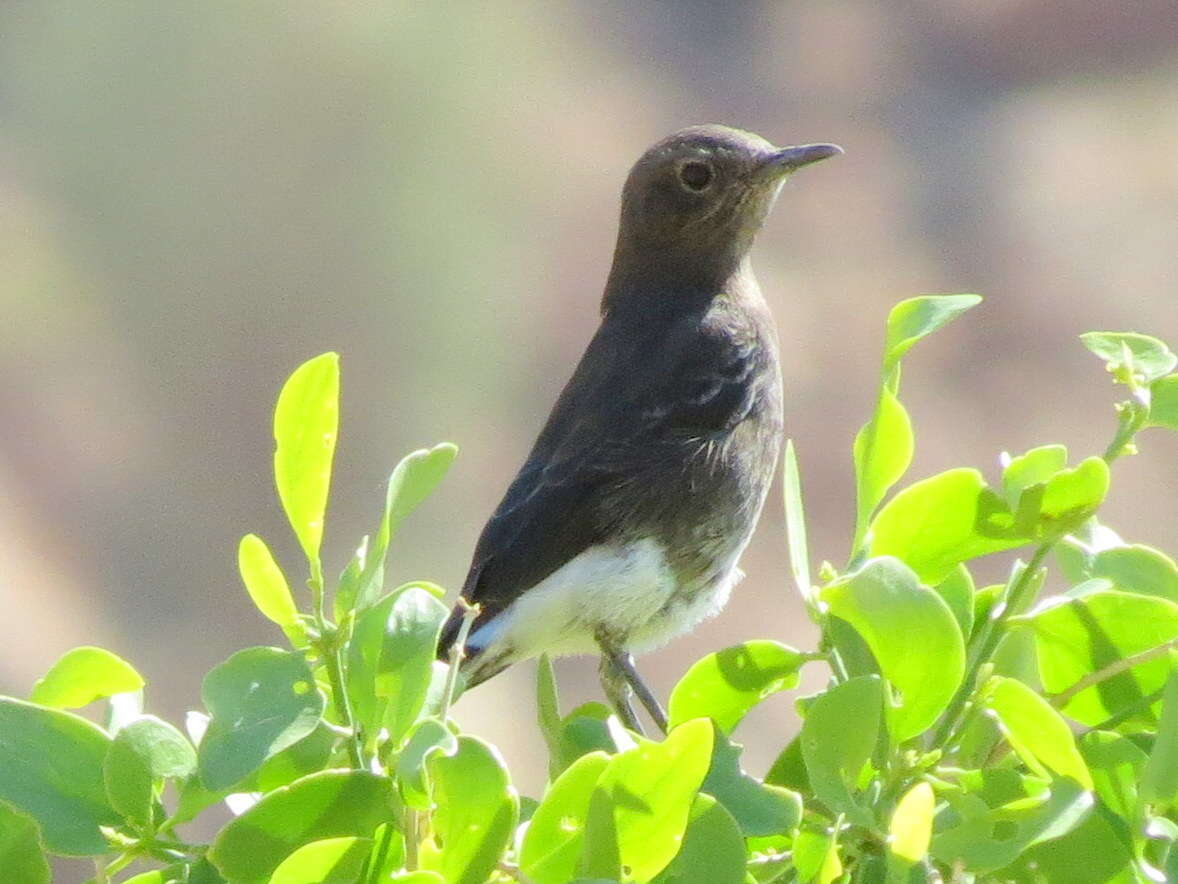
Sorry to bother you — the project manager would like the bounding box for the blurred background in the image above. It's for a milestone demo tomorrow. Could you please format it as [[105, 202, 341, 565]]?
[[2, 1, 1178, 799]]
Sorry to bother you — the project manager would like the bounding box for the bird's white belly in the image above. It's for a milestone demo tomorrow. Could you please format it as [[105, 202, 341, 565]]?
[[465, 535, 745, 665]]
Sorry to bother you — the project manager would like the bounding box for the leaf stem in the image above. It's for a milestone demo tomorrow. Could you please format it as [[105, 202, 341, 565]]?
[[1050, 638, 1178, 709], [933, 544, 1052, 748], [439, 598, 480, 721]]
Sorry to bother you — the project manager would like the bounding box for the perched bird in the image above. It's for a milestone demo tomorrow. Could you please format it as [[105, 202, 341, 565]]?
[[439, 125, 840, 732]]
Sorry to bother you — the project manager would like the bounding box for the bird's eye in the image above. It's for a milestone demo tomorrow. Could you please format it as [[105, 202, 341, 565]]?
[[678, 161, 714, 192]]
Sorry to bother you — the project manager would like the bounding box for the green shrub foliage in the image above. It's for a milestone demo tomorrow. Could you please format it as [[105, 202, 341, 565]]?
[[2, 297, 1177, 883]]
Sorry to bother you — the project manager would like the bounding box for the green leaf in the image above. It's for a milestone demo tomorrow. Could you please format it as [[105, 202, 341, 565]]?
[[1142, 671, 1178, 810], [396, 718, 458, 809], [650, 794, 745, 884], [667, 641, 805, 734], [346, 443, 458, 614], [1090, 544, 1178, 603], [1148, 373, 1178, 431], [536, 654, 565, 778], [207, 770, 393, 884], [1013, 804, 1134, 884], [197, 647, 324, 790], [237, 534, 303, 642], [1079, 730, 1147, 820], [783, 439, 812, 598], [1025, 590, 1178, 726], [549, 703, 621, 775], [821, 557, 965, 741], [887, 781, 934, 876], [800, 675, 883, 828], [883, 294, 982, 370], [700, 725, 802, 837], [981, 677, 1093, 788], [1035, 457, 1110, 538], [1081, 332, 1177, 383], [269, 836, 372, 884], [0, 698, 117, 855], [347, 585, 447, 747], [931, 779, 1093, 873], [1002, 445, 1068, 510], [853, 386, 914, 547], [869, 468, 1022, 584], [103, 715, 195, 826], [793, 825, 843, 884], [580, 719, 714, 883], [273, 351, 339, 572], [174, 719, 338, 828], [422, 735, 518, 884], [29, 646, 144, 709], [934, 564, 975, 639], [0, 802, 50, 884], [521, 751, 610, 884]]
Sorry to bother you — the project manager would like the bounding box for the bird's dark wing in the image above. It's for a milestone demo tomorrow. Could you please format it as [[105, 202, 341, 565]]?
[[438, 306, 765, 658]]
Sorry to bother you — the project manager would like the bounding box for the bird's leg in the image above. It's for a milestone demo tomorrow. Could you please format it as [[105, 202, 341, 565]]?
[[599, 653, 645, 736], [596, 634, 668, 736], [610, 650, 668, 735]]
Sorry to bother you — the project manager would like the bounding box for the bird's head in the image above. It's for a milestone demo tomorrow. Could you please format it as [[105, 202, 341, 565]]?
[[610, 125, 841, 291]]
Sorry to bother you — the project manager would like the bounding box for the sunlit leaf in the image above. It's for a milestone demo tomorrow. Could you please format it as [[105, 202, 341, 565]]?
[[197, 647, 324, 790], [821, 557, 964, 741], [800, 676, 882, 828], [0, 802, 51, 883], [396, 718, 457, 809], [869, 468, 1022, 584], [104, 715, 195, 826], [981, 677, 1093, 788], [650, 794, 745, 884], [237, 534, 303, 643], [273, 352, 339, 571], [29, 647, 144, 709], [521, 752, 610, 884], [931, 779, 1093, 872], [1147, 373, 1178, 431], [0, 698, 117, 855], [1091, 544, 1178, 603], [667, 641, 805, 734], [345, 443, 457, 614], [1024, 590, 1178, 726], [888, 781, 934, 871], [579, 719, 714, 883], [1142, 672, 1178, 810], [421, 736, 518, 884], [783, 440, 812, 598], [1081, 332, 1177, 383], [347, 585, 446, 748], [701, 726, 802, 837], [883, 294, 982, 369], [853, 386, 913, 547], [269, 837, 371, 884], [207, 770, 392, 883]]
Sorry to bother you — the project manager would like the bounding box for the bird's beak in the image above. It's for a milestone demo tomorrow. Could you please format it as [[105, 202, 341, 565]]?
[[759, 143, 844, 178]]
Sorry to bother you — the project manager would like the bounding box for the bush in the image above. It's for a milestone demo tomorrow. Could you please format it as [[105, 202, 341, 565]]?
[[2, 295, 1177, 883]]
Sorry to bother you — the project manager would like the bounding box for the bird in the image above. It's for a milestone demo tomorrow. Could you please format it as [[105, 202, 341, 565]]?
[[438, 125, 841, 733]]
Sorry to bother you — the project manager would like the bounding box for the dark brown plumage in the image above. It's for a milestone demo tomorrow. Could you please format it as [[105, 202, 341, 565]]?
[[438, 126, 840, 720]]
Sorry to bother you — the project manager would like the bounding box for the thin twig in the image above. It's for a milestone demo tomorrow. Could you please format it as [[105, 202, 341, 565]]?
[[440, 598, 480, 721], [497, 860, 538, 883], [1051, 638, 1178, 709], [933, 545, 1051, 748]]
